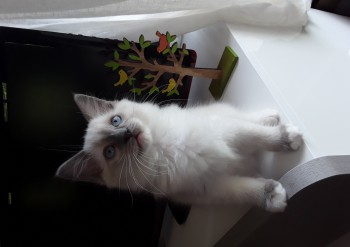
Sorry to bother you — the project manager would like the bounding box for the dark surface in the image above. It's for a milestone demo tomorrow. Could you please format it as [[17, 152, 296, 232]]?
[[216, 174, 350, 247], [240, 175, 350, 247], [0, 26, 195, 246], [312, 0, 350, 17]]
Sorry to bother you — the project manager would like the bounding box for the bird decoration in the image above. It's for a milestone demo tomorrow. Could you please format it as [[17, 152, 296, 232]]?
[[156, 31, 169, 53], [114, 69, 128, 87], [162, 78, 176, 93]]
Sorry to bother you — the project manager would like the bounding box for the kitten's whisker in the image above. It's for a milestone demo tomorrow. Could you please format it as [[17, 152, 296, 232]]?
[[127, 153, 161, 197], [136, 152, 170, 172], [158, 98, 193, 107], [76, 159, 86, 178], [137, 151, 157, 160], [118, 154, 126, 196], [132, 158, 157, 176], [137, 158, 167, 176], [129, 158, 163, 195], [136, 163, 168, 176], [140, 84, 168, 104], [135, 156, 169, 175], [74, 154, 86, 178], [41, 144, 83, 153], [45, 148, 81, 153], [48, 144, 83, 147], [129, 75, 136, 103], [137, 155, 166, 167], [125, 154, 134, 207], [140, 84, 166, 103], [132, 154, 165, 195], [138, 152, 173, 170]]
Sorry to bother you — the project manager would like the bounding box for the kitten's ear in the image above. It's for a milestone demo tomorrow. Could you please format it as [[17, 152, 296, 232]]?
[[74, 94, 114, 121], [55, 151, 103, 184]]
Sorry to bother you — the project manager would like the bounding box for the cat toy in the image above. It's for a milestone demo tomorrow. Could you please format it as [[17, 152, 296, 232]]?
[[105, 31, 238, 100]]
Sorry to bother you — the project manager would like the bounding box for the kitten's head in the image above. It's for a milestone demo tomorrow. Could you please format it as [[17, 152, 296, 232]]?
[[55, 94, 154, 188]]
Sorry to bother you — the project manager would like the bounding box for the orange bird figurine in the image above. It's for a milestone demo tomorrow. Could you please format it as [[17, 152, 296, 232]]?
[[156, 31, 168, 53]]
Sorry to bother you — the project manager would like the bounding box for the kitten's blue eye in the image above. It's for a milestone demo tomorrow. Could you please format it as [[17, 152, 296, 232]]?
[[104, 145, 115, 159], [111, 115, 122, 127]]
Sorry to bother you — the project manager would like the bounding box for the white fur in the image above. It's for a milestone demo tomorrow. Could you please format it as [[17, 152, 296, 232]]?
[[57, 95, 303, 212]]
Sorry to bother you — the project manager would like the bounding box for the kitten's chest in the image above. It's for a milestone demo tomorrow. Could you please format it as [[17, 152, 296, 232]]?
[[150, 111, 232, 153]]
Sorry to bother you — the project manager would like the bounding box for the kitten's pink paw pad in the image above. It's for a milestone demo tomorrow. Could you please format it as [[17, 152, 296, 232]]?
[[265, 181, 287, 213], [286, 124, 303, 150], [259, 109, 280, 126]]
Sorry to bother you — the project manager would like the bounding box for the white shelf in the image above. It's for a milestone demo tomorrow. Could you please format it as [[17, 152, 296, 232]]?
[[226, 9, 350, 158], [163, 8, 350, 247]]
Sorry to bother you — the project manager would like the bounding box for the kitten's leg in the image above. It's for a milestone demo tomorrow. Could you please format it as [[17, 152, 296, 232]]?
[[230, 122, 302, 153], [223, 177, 287, 212], [173, 176, 287, 212], [233, 177, 287, 212], [232, 109, 281, 126], [211, 104, 280, 126], [247, 109, 281, 126]]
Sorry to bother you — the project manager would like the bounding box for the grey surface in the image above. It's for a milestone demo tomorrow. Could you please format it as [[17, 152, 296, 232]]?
[[215, 155, 350, 247], [280, 155, 350, 198]]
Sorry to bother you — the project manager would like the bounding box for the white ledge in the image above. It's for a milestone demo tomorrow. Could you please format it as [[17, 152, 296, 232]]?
[[164, 8, 350, 247]]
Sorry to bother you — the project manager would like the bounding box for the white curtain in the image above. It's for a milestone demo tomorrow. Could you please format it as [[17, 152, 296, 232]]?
[[0, 0, 311, 40]]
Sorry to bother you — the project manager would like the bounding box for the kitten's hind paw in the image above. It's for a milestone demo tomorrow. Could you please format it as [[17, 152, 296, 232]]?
[[264, 180, 287, 213], [285, 124, 303, 151], [258, 109, 280, 126]]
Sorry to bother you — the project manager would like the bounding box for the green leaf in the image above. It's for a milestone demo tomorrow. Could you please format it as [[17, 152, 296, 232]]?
[[171, 42, 178, 54], [149, 86, 160, 95], [169, 35, 177, 43], [183, 49, 189, 56], [123, 37, 130, 46], [118, 43, 130, 50], [114, 50, 119, 60], [130, 88, 142, 96], [139, 34, 145, 45], [165, 32, 176, 43], [118, 38, 131, 50], [141, 41, 151, 49], [166, 31, 171, 41], [144, 73, 154, 79], [129, 54, 141, 61], [167, 89, 180, 96], [162, 48, 170, 55], [104, 61, 119, 70], [128, 77, 136, 86]]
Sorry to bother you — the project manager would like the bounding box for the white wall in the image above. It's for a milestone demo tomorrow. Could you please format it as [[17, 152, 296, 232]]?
[[0, 0, 125, 14]]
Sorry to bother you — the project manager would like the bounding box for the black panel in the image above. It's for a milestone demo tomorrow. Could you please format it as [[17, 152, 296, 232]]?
[[312, 0, 350, 17], [0, 26, 195, 247]]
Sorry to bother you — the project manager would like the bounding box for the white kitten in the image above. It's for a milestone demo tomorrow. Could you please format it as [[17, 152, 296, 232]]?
[[56, 94, 302, 212]]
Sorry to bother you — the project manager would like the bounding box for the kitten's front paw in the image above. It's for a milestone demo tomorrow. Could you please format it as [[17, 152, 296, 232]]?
[[259, 109, 280, 126], [264, 180, 287, 213], [285, 124, 303, 150]]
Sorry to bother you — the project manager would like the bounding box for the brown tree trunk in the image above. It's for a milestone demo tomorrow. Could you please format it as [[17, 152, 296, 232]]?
[[118, 60, 222, 80]]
